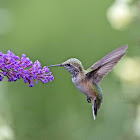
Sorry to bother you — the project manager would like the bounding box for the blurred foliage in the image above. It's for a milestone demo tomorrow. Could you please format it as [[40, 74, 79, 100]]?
[[0, 0, 140, 140]]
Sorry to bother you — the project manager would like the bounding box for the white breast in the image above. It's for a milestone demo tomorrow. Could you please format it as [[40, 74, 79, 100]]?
[[72, 77, 77, 84], [72, 77, 88, 96]]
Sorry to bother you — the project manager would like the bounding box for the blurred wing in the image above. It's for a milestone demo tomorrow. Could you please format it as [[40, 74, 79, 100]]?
[[86, 45, 128, 84]]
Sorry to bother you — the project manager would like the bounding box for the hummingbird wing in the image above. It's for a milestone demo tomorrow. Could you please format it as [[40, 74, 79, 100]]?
[[86, 45, 128, 84]]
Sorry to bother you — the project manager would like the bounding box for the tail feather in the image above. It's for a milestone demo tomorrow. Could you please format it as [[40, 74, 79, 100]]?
[[92, 100, 98, 120], [92, 104, 96, 120]]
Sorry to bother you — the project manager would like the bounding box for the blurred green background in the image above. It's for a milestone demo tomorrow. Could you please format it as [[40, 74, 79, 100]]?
[[0, 0, 140, 140]]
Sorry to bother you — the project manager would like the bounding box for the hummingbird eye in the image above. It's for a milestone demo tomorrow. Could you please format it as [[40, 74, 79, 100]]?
[[66, 64, 71, 66]]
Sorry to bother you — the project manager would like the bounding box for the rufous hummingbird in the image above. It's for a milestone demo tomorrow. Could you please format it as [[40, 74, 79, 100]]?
[[48, 45, 128, 120]]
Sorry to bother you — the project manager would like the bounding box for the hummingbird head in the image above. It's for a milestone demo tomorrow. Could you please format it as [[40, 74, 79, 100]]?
[[48, 58, 84, 77]]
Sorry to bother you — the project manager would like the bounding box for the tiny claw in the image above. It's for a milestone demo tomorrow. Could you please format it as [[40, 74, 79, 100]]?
[[87, 97, 91, 103]]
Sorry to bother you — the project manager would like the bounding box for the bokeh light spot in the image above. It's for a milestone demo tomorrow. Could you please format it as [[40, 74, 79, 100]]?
[[0, 8, 14, 35]]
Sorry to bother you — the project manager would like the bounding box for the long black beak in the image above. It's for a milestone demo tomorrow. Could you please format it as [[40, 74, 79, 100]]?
[[47, 64, 62, 67]]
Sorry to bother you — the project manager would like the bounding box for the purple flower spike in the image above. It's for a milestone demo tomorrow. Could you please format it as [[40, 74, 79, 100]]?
[[0, 50, 54, 87]]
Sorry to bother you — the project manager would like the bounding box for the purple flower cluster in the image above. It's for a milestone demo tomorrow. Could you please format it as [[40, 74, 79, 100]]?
[[0, 50, 54, 87]]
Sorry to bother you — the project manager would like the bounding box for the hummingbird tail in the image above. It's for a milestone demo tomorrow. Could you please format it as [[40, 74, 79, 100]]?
[[92, 100, 98, 120], [92, 96, 103, 120]]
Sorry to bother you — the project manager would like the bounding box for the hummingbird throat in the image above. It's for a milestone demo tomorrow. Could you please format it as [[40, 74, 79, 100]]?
[[64, 67, 79, 78]]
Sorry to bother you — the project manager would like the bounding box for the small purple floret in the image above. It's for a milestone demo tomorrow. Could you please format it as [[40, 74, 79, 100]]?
[[29, 81, 34, 87], [3, 72, 7, 76], [0, 50, 54, 87], [0, 75, 4, 81]]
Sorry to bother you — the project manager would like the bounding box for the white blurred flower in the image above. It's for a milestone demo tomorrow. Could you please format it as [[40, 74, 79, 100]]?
[[0, 8, 14, 35], [0, 125, 14, 140], [114, 57, 140, 85], [107, 0, 135, 30], [133, 105, 140, 137], [113, 56, 140, 101]]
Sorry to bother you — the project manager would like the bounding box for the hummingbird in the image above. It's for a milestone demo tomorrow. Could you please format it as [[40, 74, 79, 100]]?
[[48, 45, 128, 120]]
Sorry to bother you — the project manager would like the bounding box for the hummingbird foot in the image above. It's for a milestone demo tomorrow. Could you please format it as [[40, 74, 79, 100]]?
[[87, 97, 91, 103]]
